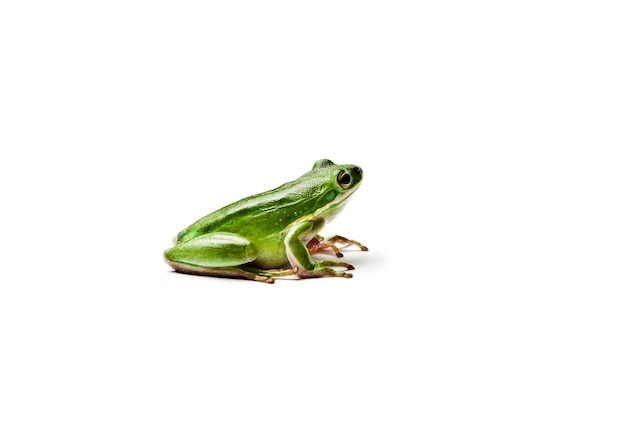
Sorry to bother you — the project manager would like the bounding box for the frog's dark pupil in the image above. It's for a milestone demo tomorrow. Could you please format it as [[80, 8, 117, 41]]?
[[340, 173, 351, 186]]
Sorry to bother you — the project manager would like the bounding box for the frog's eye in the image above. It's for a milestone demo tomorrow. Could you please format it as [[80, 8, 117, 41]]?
[[337, 170, 351, 189]]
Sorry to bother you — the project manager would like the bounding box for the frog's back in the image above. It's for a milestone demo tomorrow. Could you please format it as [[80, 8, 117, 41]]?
[[174, 179, 323, 245]]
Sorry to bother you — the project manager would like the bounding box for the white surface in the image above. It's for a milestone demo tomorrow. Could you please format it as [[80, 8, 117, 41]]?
[[1, 1, 625, 422]]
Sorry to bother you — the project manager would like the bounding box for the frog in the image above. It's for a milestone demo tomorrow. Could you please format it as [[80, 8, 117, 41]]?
[[163, 159, 368, 283]]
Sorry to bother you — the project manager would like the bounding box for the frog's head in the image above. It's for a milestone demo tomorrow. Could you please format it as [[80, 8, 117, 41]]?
[[312, 158, 363, 191], [310, 158, 364, 219]]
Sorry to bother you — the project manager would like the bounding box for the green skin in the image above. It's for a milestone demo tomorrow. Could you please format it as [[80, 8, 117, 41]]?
[[164, 159, 368, 283]]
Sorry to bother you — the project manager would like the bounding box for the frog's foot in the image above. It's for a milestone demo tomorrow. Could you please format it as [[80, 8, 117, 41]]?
[[241, 266, 297, 282], [306, 235, 369, 258], [295, 260, 355, 279]]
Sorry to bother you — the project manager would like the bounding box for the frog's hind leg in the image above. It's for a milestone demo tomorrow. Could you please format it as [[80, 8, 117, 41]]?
[[167, 261, 277, 283], [165, 232, 271, 283], [166, 262, 297, 283], [164, 232, 302, 283]]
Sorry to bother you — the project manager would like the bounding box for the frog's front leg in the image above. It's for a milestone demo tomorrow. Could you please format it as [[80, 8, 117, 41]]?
[[306, 234, 369, 258], [285, 221, 356, 279]]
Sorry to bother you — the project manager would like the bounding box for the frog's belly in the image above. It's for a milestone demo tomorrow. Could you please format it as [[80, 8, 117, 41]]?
[[249, 237, 289, 269], [252, 249, 289, 269]]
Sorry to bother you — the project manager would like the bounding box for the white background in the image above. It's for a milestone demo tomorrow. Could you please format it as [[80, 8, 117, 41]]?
[[1, 1, 625, 422]]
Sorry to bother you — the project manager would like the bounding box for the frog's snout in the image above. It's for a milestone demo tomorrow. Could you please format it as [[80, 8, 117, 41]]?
[[349, 165, 363, 187]]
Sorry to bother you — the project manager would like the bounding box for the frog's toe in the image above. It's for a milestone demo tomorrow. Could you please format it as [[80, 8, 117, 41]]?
[[294, 260, 357, 279], [317, 260, 354, 270], [254, 275, 275, 284]]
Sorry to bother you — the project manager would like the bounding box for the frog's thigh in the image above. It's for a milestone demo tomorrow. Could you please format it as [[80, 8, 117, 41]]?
[[164, 232, 257, 268]]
